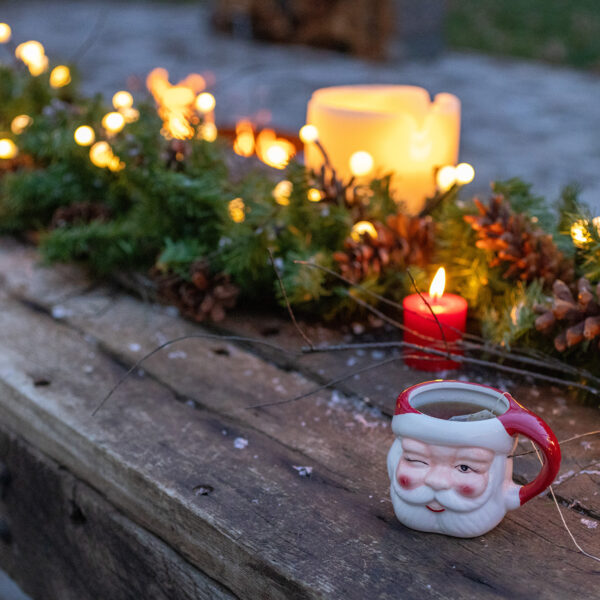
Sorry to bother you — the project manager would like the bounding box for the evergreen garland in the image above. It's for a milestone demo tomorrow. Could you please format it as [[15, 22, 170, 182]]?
[[0, 52, 598, 374]]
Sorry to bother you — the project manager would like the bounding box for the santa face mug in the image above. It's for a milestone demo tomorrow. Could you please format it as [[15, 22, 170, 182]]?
[[387, 380, 561, 538]]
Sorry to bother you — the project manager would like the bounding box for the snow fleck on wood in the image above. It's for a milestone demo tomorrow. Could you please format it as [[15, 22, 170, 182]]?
[[168, 350, 187, 359], [234, 437, 248, 449], [353, 414, 379, 428], [128, 343, 141, 352], [554, 470, 575, 485], [164, 306, 179, 317], [580, 518, 598, 529], [292, 466, 313, 477], [580, 469, 600, 476], [51, 305, 72, 319]]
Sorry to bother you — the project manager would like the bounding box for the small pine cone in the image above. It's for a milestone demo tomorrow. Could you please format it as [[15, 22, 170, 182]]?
[[534, 311, 555, 333], [584, 316, 600, 340], [578, 277, 600, 314], [333, 214, 434, 283], [386, 213, 435, 268], [465, 194, 574, 287], [50, 202, 111, 229], [535, 276, 600, 353], [153, 260, 239, 323], [333, 222, 389, 282]]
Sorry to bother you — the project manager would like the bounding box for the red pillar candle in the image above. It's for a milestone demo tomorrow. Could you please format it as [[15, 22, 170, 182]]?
[[402, 268, 467, 371]]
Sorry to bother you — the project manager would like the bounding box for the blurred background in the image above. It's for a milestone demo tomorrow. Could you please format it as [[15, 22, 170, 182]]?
[[1, 0, 599, 213]]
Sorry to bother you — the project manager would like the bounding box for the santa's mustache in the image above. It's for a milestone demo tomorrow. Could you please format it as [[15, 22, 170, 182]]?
[[392, 482, 486, 513]]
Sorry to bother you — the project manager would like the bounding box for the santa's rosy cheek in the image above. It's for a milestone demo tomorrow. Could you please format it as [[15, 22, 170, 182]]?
[[398, 475, 412, 489], [459, 485, 475, 497]]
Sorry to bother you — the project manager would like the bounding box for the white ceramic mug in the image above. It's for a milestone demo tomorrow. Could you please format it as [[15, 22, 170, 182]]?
[[387, 380, 561, 538]]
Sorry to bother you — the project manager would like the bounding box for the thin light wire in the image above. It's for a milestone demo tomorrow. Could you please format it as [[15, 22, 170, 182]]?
[[531, 442, 600, 563]]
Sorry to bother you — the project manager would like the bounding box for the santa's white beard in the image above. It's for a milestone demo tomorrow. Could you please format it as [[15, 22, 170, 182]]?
[[388, 441, 511, 538]]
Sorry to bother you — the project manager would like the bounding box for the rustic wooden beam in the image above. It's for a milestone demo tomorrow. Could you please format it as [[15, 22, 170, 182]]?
[[0, 431, 236, 600], [0, 238, 598, 599]]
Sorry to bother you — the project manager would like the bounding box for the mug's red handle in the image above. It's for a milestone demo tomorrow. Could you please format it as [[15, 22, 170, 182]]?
[[498, 403, 561, 505]]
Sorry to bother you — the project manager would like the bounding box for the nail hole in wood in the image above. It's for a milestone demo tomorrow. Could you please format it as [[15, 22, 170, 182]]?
[[29, 373, 52, 386], [193, 484, 214, 496], [212, 347, 230, 356], [69, 501, 87, 526]]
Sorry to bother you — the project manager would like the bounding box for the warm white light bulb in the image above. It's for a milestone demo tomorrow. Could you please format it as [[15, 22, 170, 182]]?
[[351, 221, 377, 241], [455, 162, 475, 185], [195, 92, 216, 113], [0, 139, 17, 159], [349, 151, 374, 177], [74, 125, 95, 146], [112, 91, 134, 110], [299, 124, 318, 144], [0, 23, 12, 44], [49, 65, 71, 88], [102, 112, 126, 134], [11, 115, 32, 135], [436, 165, 457, 191]]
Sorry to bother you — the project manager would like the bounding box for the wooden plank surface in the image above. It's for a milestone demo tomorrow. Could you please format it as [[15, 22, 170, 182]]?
[[0, 431, 235, 600], [0, 237, 599, 599]]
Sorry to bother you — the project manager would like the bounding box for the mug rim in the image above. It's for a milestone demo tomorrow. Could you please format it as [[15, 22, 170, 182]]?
[[396, 380, 518, 420]]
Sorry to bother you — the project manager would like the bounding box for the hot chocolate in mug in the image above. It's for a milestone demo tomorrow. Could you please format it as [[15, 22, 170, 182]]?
[[387, 380, 561, 538]]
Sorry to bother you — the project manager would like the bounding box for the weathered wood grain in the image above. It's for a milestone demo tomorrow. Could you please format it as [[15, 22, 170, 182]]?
[[0, 431, 236, 600], [0, 238, 599, 599]]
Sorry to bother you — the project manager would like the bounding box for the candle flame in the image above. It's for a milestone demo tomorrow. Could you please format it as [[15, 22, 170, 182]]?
[[429, 267, 446, 300]]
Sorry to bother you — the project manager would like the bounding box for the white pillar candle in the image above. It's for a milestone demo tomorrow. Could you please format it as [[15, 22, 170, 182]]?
[[304, 85, 461, 214]]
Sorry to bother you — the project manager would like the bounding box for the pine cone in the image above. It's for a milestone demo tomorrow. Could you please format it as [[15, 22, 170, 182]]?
[[464, 194, 574, 286], [535, 277, 600, 351], [50, 202, 111, 229], [386, 213, 435, 267], [333, 214, 434, 283], [152, 260, 239, 323]]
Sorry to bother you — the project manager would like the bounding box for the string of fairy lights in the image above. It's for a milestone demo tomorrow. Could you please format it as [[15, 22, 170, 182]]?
[[1, 21, 598, 246]]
